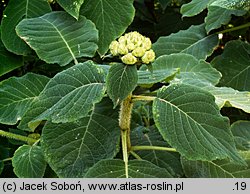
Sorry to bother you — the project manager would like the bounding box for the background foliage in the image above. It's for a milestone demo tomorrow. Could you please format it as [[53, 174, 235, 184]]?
[[0, 0, 250, 178]]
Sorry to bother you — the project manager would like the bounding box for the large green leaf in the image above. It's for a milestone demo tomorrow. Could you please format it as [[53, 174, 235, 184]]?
[[85, 159, 173, 178], [0, 40, 23, 76], [181, 151, 250, 178], [207, 86, 250, 113], [131, 126, 183, 177], [153, 24, 219, 60], [106, 63, 138, 107], [205, 6, 246, 33], [16, 11, 98, 66], [211, 0, 250, 11], [153, 84, 244, 164], [212, 40, 250, 91], [138, 65, 179, 86], [180, 0, 212, 17], [153, 54, 221, 86], [1, 0, 51, 55], [57, 0, 85, 19], [41, 111, 120, 177], [0, 73, 49, 125], [231, 121, 250, 151], [171, 79, 250, 113], [12, 145, 46, 178], [80, 0, 135, 56], [18, 61, 105, 131]]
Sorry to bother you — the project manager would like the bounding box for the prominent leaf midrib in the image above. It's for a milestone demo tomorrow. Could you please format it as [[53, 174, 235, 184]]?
[[182, 35, 212, 52], [40, 17, 76, 63], [0, 96, 37, 109], [227, 65, 250, 86], [28, 146, 36, 176], [209, 161, 235, 177]]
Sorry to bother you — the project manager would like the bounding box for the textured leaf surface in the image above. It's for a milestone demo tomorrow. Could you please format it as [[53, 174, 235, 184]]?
[[153, 84, 244, 164], [1, 0, 51, 55], [172, 79, 250, 113], [42, 111, 120, 177], [18, 61, 105, 131], [207, 86, 250, 113], [85, 159, 173, 178], [205, 6, 246, 33], [131, 126, 183, 177], [0, 73, 49, 125], [106, 63, 138, 107], [211, 0, 250, 11], [181, 152, 250, 178], [57, 0, 85, 19], [16, 11, 98, 66], [153, 24, 219, 60], [231, 121, 250, 151], [0, 40, 23, 76], [138, 66, 178, 85], [80, 0, 135, 56], [212, 40, 250, 91], [180, 0, 211, 17], [12, 145, 46, 178], [153, 54, 221, 86]]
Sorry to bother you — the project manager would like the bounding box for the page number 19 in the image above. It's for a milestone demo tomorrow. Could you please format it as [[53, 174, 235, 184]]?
[[234, 182, 247, 191]]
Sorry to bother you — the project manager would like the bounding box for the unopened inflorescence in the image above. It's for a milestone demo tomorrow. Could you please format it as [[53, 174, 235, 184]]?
[[109, 31, 155, 65]]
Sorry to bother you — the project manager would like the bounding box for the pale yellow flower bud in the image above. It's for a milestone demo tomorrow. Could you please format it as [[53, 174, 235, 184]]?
[[109, 41, 119, 56], [142, 49, 155, 64], [118, 36, 127, 44], [118, 44, 128, 55], [126, 43, 136, 51], [132, 47, 146, 57], [121, 53, 137, 65], [142, 37, 152, 50]]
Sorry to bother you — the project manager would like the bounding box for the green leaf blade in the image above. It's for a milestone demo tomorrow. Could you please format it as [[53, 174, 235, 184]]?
[[85, 159, 173, 178], [211, 0, 250, 11], [182, 151, 250, 178], [181, 0, 211, 17], [153, 54, 221, 86], [212, 40, 250, 91], [153, 24, 219, 60], [138, 66, 179, 86], [12, 145, 46, 178], [205, 6, 246, 33], [80, 0, 135, 56], [0, 73, 49, 125], [106, 63, 138, 107], [153, 84, 244, 164], [41, 112, 120, 177], [231, 121, 250, 151], [18, 61, 105, 131], [131, 126, 183, 177], [0, 41, 23, 76], [57, 0, 85, 19], [16, 11, 98, 66], [1, 0, 51, 55]]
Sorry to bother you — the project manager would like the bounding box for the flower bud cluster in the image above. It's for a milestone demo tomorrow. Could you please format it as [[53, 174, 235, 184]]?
[[109, 31, 155, 65]]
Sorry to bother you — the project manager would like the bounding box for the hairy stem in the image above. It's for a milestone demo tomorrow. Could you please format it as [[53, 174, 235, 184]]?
[[217, 22, 250, 34], [0, 130, 37, 145], [131, 145, 177, 152], [119, 94, 133, 178]]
